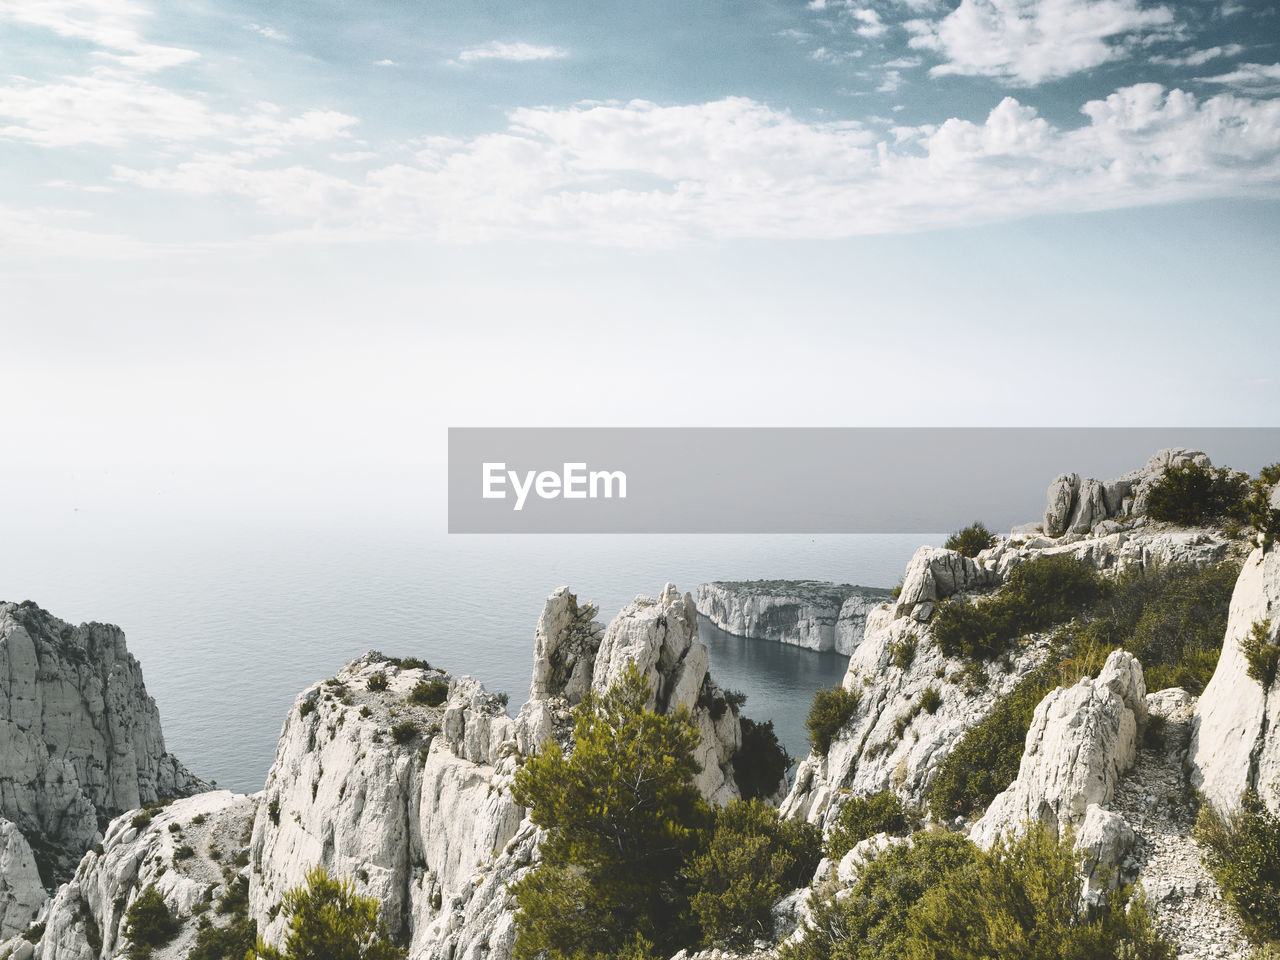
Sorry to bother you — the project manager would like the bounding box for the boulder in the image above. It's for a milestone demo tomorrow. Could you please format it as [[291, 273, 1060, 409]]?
[[970, 651, 1146, 848]]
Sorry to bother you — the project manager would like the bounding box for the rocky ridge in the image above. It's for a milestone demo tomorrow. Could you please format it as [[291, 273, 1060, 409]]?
[[781, 449, 1245, 831], [0, 601, 206, 942], [695, 582, 893, 655]]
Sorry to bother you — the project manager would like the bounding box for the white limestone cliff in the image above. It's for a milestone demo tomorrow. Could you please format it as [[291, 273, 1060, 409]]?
[[246, 583, 763, 960], [0, 818, 44, 940], [780, 450, 1243, 830], [0, 601, 206, 886], [1191, 546, 1280, 813], [695, 582, 891, 655], [34, 791, 256, 960]]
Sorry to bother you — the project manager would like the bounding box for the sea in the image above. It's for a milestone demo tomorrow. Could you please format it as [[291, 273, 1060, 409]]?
[[0, 527, 940, 794]]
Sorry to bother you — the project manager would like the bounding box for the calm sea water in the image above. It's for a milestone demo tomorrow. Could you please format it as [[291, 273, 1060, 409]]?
[[0, 527, 938, 793]]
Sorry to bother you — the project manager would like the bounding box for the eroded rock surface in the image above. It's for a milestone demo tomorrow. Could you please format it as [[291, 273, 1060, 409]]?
[[0, 601, 206, 885], [1191, 546, 1280, 813], [696, 582, 891, 655]]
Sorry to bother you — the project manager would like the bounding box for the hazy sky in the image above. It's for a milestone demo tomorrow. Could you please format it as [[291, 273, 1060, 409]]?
[[3, 0, 1279, 532]]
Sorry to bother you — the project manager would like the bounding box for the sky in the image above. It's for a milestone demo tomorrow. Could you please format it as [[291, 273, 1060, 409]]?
[[3, 0, 1280, 533]]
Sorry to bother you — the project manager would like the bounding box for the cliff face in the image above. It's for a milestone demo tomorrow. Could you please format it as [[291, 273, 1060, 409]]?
[[247, 583, 763, 960], [0, 601, 206, 888], [695, 582, 891, 655], [781, 450, 1242, 829], [1191, 546, 1280, 813], [34, 791, 256, 960]]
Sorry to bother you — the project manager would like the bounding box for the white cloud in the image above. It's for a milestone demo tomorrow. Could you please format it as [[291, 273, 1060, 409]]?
[[878, 70, 904, 92], [0, 70, 357, 147], [0, 0, 198, 73], [853, 8, 889, 37], [109, 87, 1280, 246], [453, 41, 568, 64], [1197, 62, 1280, 93], [374, 59, 397, 67], [1151, 44, 1243, 67], [248, 23, 289, 42], [908, 0, 1177, 85]]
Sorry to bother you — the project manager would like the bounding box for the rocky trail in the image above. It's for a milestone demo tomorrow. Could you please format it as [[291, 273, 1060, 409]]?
[[1114, 695, 1251, 960]]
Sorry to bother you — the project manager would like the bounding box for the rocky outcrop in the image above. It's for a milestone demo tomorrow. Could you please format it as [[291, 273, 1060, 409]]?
[[893, 547, 999, 621], [0, 818, 44, 940], [247, 583, 762, 960], [696, 582, 892, 655], [1041, 448, 1215, 538], [247, 659, 525, 953], [34, 790, 256, 960], [970, 651, 1146, 848], [0, 602, 206, 885], [1191, 546, 1280, 813]]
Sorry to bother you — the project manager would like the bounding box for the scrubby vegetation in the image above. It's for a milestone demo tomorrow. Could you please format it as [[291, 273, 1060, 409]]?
[[511, 663, 712, 959], [1194, 791, 1280, 949], [889, 636, 917, 671], [124, 886, 179, 960], [408, 679, 449, 707], [390, 720, 419, 744], [1243, 619, 1279, 688], [365, 671, 388, 692], [688, 798, 822, 948], [826, 791, 909, 862], [929, 664, 1058, 820], [932, 554, 1106, 661], [1146, 462, 1251, 527], [806, 686, 862, 756], [1060, 560, 1240, 694], [512, 665, 824, 959], [944, 522, 996, 558], [255, 866, 405, 960], [784, 825, 1173, 960], [733, 716, 791, 801]]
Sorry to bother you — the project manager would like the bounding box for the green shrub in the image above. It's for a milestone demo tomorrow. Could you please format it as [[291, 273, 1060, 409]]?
[[781, 831, 983, 960], [1247, 482, 1280, 552], [806, 686, 862, 755], [889, 637, 917, 671], [298, 700, 316, 718], [786, 826, 1172, 960], [1194, 791, 1280, 948], [189, 915, 257, 960], [511, 663, 712, 960], [933, 555, 1106, 661], [268, 798, 280, 825], [928, 665, 1058, 820], [1259, 463, 1280, 487], [399, 657, 431, 670], [689, 798, 822, 948], [366, 671, 388, 692], [945, 523, 996, 558], [1064, 561, 1239, 694], [254, 866, 405, 960], [906, 823, 1175, 959], [1146, 461, 1250, 526], [174, 844, 195, 860], [408, 679, 449, 707], [131, 810, 153, 831], [919, 685, 942, 715], [733, 717, 791, 801], [124, 886, 179, 959], [1243, 619, 1279, 688], [390, 721, 418, 744], [826, 792, 908, 862]]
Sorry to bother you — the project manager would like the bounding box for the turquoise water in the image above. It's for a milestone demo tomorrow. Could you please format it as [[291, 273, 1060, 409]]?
[[0, 526, 937, 792]]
